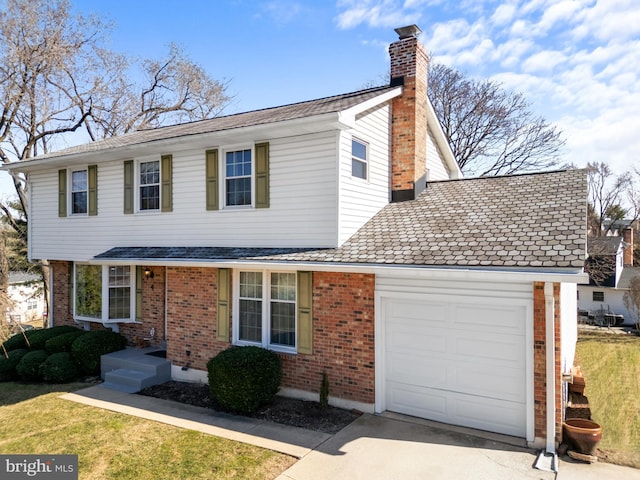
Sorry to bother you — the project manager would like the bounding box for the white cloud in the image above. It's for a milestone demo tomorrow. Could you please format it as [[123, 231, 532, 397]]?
[[521, 50, 567, 74], [335, 0, 421, 29], [491, 3, 518, 26]]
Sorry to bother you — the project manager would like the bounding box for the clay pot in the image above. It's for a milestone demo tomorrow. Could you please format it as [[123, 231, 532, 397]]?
[[563, 418, 602, 455]]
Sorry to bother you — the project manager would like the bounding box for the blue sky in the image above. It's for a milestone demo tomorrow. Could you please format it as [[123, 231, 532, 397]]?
[[1, 0, 638, 198]]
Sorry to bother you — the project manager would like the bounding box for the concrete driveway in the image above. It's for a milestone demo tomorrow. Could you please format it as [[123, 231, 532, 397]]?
[[277, 413, 640, 480]]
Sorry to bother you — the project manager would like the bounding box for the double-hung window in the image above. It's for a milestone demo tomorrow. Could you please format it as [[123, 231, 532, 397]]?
[[351, 138, 368, 180], [139, 160, 160, 211], [74, 264, 133, 322], [225, 149, 252, 206], [71, 169, 88, 214], [235, 270, 296, 351]]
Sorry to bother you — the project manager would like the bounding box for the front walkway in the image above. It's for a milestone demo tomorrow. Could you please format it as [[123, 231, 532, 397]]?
[[62, 385, 640, 480]]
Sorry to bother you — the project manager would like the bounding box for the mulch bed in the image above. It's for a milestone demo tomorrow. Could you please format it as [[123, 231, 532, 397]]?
[[139, 381, 361, 434]]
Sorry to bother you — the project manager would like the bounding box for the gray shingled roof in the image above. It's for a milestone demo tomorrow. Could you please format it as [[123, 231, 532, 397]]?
[[20, 86, 398, 162], [587, 236, 623, 255], [96, 169, 587, 270]]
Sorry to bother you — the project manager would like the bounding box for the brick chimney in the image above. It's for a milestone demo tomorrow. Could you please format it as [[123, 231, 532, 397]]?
[[389, 25, 429, 202], [623, 227, 634, 266]]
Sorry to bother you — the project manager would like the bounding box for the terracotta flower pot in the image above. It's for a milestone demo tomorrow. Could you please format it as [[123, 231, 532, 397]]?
[[563, 418, 602, 456]]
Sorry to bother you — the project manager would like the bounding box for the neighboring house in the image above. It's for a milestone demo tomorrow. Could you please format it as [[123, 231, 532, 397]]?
[[4, 25, 587, 450], [6, 272, 45, 325], [579, 227, 638, 324]]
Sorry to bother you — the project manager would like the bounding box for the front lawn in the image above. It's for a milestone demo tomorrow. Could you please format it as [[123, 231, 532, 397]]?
[[0, 382, 295, 479], [575, 329, 640, 468]]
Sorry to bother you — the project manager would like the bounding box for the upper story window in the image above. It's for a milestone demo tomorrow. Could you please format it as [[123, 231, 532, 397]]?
[[351, 138, 368, 180], [225, 149, 252, 206], [139, 160, 160, 211], [234, 270, 297, 352], [71, 169, 88, 214]]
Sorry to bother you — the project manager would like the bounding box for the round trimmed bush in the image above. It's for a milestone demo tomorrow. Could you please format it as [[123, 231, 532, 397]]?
[[25, 325, 81, 350], [39, 352, 80, 383], [207, 346, 282, 414], [71, 330, 127, 375], [16, 350, 49, 381], [2, 331, 29, 352], [45, 330, 87, 354], [0, 348, 29, 381]]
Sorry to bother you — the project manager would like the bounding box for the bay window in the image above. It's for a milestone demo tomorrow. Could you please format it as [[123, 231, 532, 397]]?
[[74, 264, 134, 322]]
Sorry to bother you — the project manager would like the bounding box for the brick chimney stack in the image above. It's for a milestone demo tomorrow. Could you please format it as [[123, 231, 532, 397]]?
[[389, 25, 429, 202], [623, 227, 634, 266]]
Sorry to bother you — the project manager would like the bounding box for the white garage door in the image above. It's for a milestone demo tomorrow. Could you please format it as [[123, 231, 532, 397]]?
[[382, 282, 530, 438]]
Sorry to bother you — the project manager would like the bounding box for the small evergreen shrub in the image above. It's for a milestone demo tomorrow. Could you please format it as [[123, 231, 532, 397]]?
[[0, 349, 29, 381], [1, 331, 29, 352], [39, 352, 80, 383], [71, 330, 127, 375], [26, 325, 81, 350], [16, 350, 49, 381], [207, 346, 282, 414], [45, 330, 87, 354]]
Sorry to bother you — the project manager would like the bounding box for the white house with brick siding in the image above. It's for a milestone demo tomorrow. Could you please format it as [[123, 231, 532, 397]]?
[[5, 25, 588, 451]]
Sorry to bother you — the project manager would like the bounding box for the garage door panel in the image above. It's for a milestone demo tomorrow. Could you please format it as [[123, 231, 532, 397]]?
[[387, 351, 448, 386], [383, 288, 529, 438], [455, 333, 524, 363]]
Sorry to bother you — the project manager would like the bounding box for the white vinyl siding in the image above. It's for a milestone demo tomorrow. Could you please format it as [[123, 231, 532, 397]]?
[[338, 103, 392, 245], [28, 131, 340, 261], [426, 127, 451, 181]]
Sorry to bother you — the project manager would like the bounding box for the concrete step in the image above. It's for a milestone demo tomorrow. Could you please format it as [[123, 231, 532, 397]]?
[[99, 347, 172, 393]]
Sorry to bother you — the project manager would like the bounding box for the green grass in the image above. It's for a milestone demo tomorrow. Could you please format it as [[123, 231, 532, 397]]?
[[0, 382, 295, 479], [575, 330, 640, 467]]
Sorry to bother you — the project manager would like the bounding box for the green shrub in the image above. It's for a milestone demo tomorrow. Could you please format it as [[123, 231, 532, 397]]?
[[25, 325, 81, 350], [45, 330, 87, 354], [16, 350, 49, 381], [71, 330, 127, 375], [207, 346, 282, 414], [0, 349, 29, 381], [39, 352, 80, 383], [2, 331, 29, 352]]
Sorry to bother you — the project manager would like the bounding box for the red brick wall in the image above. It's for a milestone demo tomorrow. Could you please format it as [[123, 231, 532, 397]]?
[[49, 261, 165, 347], [280, 272, 375, 404], [533, 281, 563, 444], [165, 267, 230, 371], [164, 268, 376, 404]]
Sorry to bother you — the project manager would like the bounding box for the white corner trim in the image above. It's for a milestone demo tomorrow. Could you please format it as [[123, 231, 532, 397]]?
[[544, 282, 556, 454]]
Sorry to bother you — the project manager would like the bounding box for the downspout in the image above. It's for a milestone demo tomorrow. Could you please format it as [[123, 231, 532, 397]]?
[[544, 282, 556, 455]]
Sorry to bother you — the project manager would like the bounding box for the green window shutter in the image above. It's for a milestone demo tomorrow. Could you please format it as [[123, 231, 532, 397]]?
[[206, 149, 219, 211], [255, 142, 269, 208], [297, 271, 313, 354], [161, 154, 173, 212], [123, 160, 134, 214], [135, 266, 143, 321], [58, 169, 67, 217], [217, 268, 230, 341], [88, 165, 98, 216]]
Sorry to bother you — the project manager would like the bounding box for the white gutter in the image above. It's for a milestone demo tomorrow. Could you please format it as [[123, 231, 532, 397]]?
[[544, 282, 556, 455], [86, 258, 589, 284]]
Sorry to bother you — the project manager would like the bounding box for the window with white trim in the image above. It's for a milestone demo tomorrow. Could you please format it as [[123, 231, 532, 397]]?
[[71, 168, 88, 214], [225, 149, 252, 206], [139, 160, 160, 211], [351, 138, 368, 179], [74, 264, 134, 322], [234, 270, 296, 351]]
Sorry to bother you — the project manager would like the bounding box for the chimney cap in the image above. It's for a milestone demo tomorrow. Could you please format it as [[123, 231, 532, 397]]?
[[394, 25, 422, 39]]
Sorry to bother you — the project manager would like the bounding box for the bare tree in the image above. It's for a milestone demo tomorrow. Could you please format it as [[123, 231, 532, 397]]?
[[623, 276, 640, 332], [0, 0, 231, 316], [587, 162, 634, 236], [427, 63, 565, 177]]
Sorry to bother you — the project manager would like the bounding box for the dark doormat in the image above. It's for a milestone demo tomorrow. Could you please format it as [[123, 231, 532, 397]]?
[[146, 350, 167, 358]]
